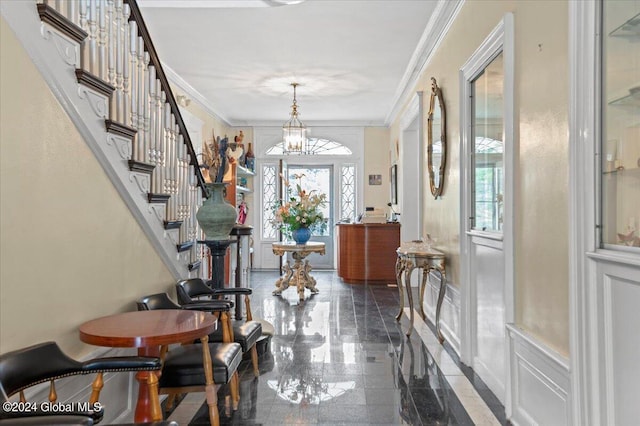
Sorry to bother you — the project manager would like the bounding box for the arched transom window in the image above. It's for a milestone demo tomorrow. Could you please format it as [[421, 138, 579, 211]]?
[[265, 138, 353, 156]]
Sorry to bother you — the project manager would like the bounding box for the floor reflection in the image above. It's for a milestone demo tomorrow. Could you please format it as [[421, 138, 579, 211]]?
[[185, 270, 498, 425]]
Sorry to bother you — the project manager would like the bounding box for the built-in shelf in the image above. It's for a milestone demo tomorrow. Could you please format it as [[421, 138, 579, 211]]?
[[236, 164, 255, 177], [609, 11, 640, 40], [609, 86, 640, 108], [236, 185, 252, 194], [603, 166, 640, 176]]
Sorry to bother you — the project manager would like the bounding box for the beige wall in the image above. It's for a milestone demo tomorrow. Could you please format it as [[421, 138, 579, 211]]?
[[389, 0, 569, 354], [0, 18, 175, 358], [364, 127, 391, 211]]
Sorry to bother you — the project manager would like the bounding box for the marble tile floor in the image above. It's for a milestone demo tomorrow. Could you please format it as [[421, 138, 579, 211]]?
[[166, 270, 506, 426]]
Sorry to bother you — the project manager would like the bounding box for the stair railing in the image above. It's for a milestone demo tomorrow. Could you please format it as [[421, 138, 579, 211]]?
[[38, 0, 206, 267]]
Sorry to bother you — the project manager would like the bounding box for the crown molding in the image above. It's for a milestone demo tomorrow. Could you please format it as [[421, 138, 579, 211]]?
[[384, 0, 465, 126], [162, 62, 232, 128]]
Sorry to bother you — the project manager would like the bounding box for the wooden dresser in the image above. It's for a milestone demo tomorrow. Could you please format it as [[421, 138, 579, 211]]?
[[336, 223, 400, 283]]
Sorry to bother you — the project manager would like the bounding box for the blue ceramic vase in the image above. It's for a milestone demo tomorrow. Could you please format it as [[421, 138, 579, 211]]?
[[292, 227, 311, 245]]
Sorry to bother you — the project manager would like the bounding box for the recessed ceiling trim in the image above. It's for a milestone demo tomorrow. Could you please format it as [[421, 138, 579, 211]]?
[[384, 0, 465, 126]]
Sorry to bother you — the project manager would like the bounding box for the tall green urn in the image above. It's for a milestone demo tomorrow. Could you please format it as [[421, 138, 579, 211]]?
[[196, 182, 237, 240]]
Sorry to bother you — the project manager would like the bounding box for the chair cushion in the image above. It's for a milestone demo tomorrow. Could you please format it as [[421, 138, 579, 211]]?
[[159, 343, 241, 388], [208, 321, 262, 352]]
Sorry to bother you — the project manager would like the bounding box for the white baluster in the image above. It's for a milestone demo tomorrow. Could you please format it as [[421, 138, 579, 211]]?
[[137, 37, 146, 161], [98, 0, 107, 80], [78, 0, 89, 70], [171, 121, 179, 220], [180, 140, 187, 230], [167, 114, 175, 211], [153, 81, 163, 193], [148, 65, 158, 192], [79, 0, 87, 30], [106, 0, 117, 120], [129, 20, 139, 155], [106, 0, 114, 85], [162, 99, 170, 196], [121, 3, 130, 126], [87, 0, 97, 74], [54, 0, 63, 12], [67, 0, 77, 26]]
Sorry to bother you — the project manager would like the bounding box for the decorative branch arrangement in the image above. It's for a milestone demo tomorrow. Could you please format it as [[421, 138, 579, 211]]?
[[201, 133, 228, 183]]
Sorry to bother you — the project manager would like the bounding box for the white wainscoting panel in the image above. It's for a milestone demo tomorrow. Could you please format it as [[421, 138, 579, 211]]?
[[422, 271, 461, 355], [507, 324, 571, 426], [601, 264, 640, 426]]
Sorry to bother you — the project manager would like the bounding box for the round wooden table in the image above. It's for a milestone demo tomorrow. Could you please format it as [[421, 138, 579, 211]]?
[[79, 310, 217, 422]]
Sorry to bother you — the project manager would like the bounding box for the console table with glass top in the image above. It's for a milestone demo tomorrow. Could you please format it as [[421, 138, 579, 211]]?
[[395, 246, 447, 342], [272, 241, 326, 301]]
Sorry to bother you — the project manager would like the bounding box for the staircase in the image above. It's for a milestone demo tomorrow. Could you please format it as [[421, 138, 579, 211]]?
[[1, 0, 206, 278]]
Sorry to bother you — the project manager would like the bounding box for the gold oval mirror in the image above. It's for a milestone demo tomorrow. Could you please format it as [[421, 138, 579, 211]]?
[[427, 77, 446, 199]]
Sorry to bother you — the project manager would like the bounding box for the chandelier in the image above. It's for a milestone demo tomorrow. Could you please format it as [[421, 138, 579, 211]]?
[[282, 83, 308, 154]]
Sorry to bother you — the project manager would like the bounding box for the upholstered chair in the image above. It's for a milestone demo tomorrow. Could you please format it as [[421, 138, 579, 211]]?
[[136, 293, 242, 426], [0, 341, 161, 425], [176, 278, 262, 377]]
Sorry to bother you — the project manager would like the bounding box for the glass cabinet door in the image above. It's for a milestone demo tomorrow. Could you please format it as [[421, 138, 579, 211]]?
[[600, 1, 640, 250]]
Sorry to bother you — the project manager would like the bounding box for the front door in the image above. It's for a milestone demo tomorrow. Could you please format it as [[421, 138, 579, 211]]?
[[286, 165, 334, 269]]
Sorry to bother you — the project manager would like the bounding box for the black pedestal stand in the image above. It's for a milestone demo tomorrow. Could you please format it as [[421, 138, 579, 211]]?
[[198, 239, 236, 291]]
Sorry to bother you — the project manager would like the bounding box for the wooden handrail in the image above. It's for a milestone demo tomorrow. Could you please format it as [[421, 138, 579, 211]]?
[[124, 0, 206, 195]]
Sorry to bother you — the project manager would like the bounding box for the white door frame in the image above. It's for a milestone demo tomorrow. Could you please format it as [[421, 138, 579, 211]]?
[[570, 2, 640, 425], [400, 92, 424, 243], [459, 12, 515, 410]]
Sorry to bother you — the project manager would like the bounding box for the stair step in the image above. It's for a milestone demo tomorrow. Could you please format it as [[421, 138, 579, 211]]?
[[75, 69, 114, 97], [147, 193, 170, 203], [37, 3, 87, 43], [176, 241, 194, 252], [164, 220, 183, 230], [128, 160, 155, 174], [105, 120, 136, 139], [188, 260, 201, 271]]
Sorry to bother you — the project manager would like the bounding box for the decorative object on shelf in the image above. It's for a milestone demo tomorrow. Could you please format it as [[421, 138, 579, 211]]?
[[227, 140, 244, 164], [244, 142, 255, 172], [617, 228, 640, 247], [427, 77, 447, 199], [196, 182, 237, 240], [272, 173, 327, 243], [238, 199, 248, 225], [282, 83, 308, 155], [235, 130, 246, 164]]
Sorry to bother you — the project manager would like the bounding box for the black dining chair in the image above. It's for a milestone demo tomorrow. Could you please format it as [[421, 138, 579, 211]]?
[[176, 278, 262, 377], [0, 341, 161, 425], [136, 293, 242, 426]]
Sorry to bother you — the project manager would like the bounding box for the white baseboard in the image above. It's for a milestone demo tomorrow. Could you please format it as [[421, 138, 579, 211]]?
[[507, 324, 572, 426]]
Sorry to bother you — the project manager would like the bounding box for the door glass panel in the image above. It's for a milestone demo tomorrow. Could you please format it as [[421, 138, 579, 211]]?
[[287, 166, 332, 237], [601, 1, 640, 249], [472, 52, 504, 232], [341, 164, 356, 222], [262, 164, 278, 239]]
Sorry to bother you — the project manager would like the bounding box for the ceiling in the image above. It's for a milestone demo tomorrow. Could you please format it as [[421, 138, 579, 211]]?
[[138, 0, 439, 127]]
